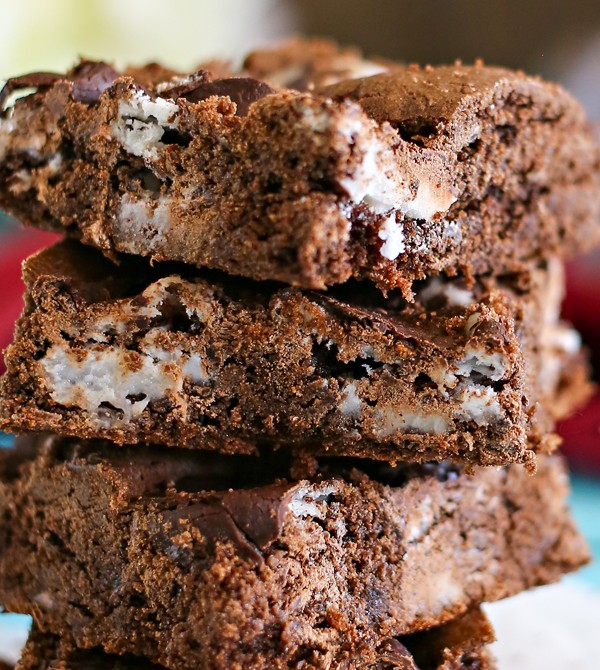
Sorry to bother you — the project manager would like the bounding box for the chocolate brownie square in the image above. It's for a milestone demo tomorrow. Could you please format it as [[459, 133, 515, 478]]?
[[0, 434, 587, 669], [0, 40, 598, 294], [0, 241, 590, 466]]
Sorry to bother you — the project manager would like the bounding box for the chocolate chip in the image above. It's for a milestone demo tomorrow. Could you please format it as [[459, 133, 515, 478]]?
[[176, 77, 276, 116], [163, 482, 294, 564], [222, 483, 293, 550], [312, 293, 457, 349], [0, 62, 119, 109], [70, 61, 120, 104], [0, 72, 63, 109]]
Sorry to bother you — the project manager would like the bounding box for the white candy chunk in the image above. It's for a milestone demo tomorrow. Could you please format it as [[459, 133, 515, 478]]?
[[47, 152, 63, 174], [302, 102, 455, 223], [341, 59, 388, 79], [550, 326, 581, 355], [9, 169, 34, 193], [455, 383, 502, 425], [359, 345, 378, 360], [0, 110, 16, 143], [117, 195, 172, 253], [0, 109, 46, 161], [418, 278, 474, 307], [41, 347, 180, 424], [301, 106, 330, 133], [112, 90, 180, 159], [288, 485, 337, 518], [41, 338, 209, 427], [401, 179, 456, 221], [378, 214, 406, 260], [457, 349, 508, 382], [264, 65, 305, 88], [442, 220, 463, 244], [338, 131, 455, 220], [85, 276, 183, 342], [443, 284, 474, 307], [405, 495, 435, 542], [141, 334, 209, 384], [265, 56, 387, 89], [339, 140, 411, 214], [182, 353, 210, 384], [376, 407, 450, 437], [339, 382, 362, 418]]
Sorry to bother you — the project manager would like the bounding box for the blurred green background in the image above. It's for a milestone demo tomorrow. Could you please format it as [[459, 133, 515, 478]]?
[[2, 0, 600, 123]]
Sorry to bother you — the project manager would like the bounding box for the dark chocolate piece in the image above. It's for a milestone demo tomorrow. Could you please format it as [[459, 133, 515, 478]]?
[[0, 72, 63, 108], [69, 61, 120, 104], [178, 77, 276, 115]]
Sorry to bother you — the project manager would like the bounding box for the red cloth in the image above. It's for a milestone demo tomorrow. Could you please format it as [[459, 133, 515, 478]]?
[[0, 229, 60, 372], [0, 231, 598, 472], [558, 254, 600, 474]]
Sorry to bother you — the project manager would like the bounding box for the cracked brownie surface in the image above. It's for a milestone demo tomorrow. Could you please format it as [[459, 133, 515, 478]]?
[[0, 434, 587, 670], [0, 39, 598, 294], [14, 608, 496, 670], [0, 241, 591, 466]]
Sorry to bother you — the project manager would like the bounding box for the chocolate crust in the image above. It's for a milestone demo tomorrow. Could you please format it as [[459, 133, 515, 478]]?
[[1, 435, 584, 669], [0, 41, 598, 294], [0, 241, 591, 466]]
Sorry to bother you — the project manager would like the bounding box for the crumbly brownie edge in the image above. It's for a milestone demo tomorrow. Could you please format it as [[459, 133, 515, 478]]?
[[14, 607, 495, 670]]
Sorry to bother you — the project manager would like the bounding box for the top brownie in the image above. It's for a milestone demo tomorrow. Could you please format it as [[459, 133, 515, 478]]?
[[0, 39, 598, 294]]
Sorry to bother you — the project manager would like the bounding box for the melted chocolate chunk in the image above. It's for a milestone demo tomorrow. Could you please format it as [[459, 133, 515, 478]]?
[[163, 482, 294, 563], [222, 482, 294, 550], [70, 61, 119, 104], [0, 72, 63, 109], [312, 293, 458, 349], [159, 70, 212, 100], [177, 77, 276, 116]]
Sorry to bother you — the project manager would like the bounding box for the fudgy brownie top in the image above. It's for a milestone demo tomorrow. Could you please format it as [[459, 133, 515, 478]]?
[[0, 241, 590, 465], [0, 39, 597, 293]]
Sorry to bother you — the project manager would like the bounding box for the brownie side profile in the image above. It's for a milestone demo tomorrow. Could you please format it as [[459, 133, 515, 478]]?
[[0, 435, 587, 670], [13, 608, 495, 670], [0, 242, 590, 466], [0, 42, 598, 293]]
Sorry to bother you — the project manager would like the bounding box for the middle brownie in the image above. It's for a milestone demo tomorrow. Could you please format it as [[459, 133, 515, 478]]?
[[0, 240, 590, 466]]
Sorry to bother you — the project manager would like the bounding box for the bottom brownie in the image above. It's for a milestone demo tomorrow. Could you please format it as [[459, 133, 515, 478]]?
[[0, 435, 587, 670], [15, 609, 495, 670]]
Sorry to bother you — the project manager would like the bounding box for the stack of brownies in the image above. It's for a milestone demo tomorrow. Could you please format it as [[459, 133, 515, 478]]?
[[0, 39, 598, 669]]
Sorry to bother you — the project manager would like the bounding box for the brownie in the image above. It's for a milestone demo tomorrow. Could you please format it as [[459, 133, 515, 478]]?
[[0, 41, 598, 294], [14, 608, 495, 670], [242, 36, 393, 90], [0, 241, 591, 466], [0, 434, 587, 670]]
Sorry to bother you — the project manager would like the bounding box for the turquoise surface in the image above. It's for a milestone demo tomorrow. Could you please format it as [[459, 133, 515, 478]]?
[[570, 475, 600, 589]]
